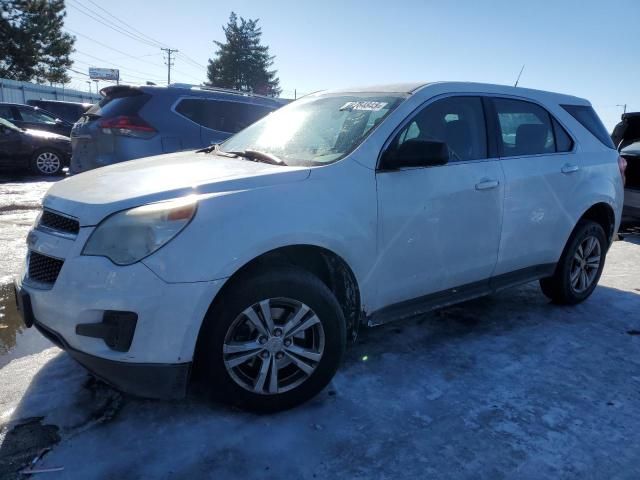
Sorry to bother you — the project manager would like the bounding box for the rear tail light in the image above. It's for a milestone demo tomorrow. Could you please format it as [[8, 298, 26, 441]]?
[[98, 115, 156, 138], [618, 155, 627, 186]]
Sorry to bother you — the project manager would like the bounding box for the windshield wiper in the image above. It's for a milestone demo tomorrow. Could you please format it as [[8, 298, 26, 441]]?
[[223, 149, 287, 166]]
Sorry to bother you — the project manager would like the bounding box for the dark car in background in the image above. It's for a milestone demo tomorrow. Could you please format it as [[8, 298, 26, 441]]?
[[0, 102, 73, 137], [612, 112, 640, 221], [70, 84, 287, 174], [27, 99, 92, 124], [0, 118, 71, 175]]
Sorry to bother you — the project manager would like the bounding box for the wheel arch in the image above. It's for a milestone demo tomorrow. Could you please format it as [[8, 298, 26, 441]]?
[[578, 202, 616, 245], [192, 244, 363, 374]]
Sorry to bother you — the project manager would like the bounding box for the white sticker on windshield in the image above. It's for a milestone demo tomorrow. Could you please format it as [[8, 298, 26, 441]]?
[[340, 101, 388, 112]]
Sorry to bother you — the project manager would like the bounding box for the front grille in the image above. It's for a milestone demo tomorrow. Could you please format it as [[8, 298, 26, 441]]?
[[39, 210, 80, 235], [28, 252, 64, 284]]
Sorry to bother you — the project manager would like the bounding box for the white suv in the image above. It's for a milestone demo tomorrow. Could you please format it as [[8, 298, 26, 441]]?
[[15, 82, 625, 412]]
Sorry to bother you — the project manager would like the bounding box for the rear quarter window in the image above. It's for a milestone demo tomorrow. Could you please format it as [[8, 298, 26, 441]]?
[[561, 104, 615, 149]]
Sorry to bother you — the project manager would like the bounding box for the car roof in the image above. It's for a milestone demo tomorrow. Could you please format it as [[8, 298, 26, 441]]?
[[320, 81, 590, 105]]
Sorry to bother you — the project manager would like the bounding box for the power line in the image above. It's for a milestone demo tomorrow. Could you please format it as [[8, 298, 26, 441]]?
[[67, 28, 161, 68], [81, 0, 208, 73], [86, 0, 169, 49], [66, 0, 162, 49], [176, 52, 207, 70], [73, 53, 165, 83]]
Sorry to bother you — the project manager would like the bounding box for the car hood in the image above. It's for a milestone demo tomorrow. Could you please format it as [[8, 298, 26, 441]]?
[[25, 128, 69, 141], [44, 151, 310, 225]]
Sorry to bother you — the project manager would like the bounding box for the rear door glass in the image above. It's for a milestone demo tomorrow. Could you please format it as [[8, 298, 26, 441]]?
[[176, 99, 274, 133], [493, 98, 555, 156]]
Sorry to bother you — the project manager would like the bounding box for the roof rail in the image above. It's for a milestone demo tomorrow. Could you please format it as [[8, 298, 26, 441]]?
[[168, 83, 282, 102]]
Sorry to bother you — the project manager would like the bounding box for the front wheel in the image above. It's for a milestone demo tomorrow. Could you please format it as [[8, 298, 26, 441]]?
[[540, 220, 607, 304], [31, 149, 64, 176], [198, 266, 346, 412]]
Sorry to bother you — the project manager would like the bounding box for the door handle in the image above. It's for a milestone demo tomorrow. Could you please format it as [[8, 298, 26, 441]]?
[[475, 179, 500, 191], [561, 163, 579, 174]]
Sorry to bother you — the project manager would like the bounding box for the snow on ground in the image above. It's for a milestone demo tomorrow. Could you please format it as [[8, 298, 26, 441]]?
[[0, 177, 53, 284], [1, 177, 640, 479]]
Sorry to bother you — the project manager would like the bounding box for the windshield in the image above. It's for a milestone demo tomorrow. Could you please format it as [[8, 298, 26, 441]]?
[[220, 93, 406, 166], [0, 117, 21, 132]]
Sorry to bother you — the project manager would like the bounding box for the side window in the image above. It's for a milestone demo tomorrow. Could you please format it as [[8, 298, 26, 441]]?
[[175, 98, 205, 126], [561, 104, 615, 149], [176, 99, 273, 133], [493, 98, 556, 156], [18, 107, 57, 124], [552, 118, 574, 152], [393, 96, 487, 162], [0, 106, 15, 120]]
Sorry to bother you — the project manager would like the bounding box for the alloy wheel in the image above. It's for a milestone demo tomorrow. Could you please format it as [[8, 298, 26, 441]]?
[[569, 235, 601, 293], [36, 152, 61, 175], [223, 297, 325, 395]]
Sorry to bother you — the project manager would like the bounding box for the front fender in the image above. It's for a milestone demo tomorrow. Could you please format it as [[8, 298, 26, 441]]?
[[142, 159, 378, 307]]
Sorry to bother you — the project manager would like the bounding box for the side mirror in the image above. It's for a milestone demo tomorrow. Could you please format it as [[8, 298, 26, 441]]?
[[381, 139, 449, 170]]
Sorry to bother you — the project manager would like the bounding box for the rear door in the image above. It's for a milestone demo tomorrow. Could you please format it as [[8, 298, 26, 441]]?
[[374, 95, 504, 311], [489, 97, 578, 278]]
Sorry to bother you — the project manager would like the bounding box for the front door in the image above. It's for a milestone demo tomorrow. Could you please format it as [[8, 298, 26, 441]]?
[[374, 95, 504, 312]]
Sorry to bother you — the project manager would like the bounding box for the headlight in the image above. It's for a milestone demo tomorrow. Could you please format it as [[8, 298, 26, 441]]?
[[82, 196, 197, 265]]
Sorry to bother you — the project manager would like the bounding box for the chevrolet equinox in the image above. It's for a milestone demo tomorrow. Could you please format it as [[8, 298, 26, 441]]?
[[15, 82, 625, 412]]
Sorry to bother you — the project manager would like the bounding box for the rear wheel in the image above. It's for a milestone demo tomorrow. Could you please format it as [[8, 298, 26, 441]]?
[[198, 266, 346, 412], [540, 220, 607, 304], [31, 150, 63, 176]]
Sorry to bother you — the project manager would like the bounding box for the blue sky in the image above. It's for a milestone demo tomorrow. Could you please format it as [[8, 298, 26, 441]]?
[[64, 0, 638, 129]]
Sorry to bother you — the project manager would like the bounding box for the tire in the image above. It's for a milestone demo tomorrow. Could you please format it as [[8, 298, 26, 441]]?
[[198, 266, 346, 412], [540, 220, 607, 305], [30, 149, 64, 176]]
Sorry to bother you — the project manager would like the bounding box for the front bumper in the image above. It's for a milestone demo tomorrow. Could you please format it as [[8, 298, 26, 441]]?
[[34, 316, 189, 400], [16, 225, 226, 399]]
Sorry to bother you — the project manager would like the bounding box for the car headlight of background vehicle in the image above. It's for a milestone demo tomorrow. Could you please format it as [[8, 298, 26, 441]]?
[[82, 197, 197, 265]]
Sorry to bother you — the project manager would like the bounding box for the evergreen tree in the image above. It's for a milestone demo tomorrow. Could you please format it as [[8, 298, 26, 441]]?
[[207, 12, 281, 96], [0, 0, 74, 84]]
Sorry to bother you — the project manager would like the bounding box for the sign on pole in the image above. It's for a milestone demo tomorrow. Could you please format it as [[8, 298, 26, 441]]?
[[88, 68, 120, 81]]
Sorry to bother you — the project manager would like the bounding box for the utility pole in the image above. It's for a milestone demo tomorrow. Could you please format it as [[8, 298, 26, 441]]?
[[162, 48, 178, 85], [617, 104, 627, 115]]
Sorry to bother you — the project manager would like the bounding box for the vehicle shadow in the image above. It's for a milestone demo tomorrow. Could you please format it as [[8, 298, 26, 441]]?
[[0, 174, 60, 184], [2, 283, 640, 479], [620, 223, 640, 245]]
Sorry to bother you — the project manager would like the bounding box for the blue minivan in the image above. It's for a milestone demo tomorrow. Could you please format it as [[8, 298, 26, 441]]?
[[70, 84, 286, 174]]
